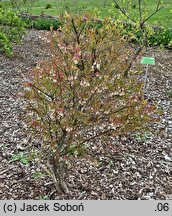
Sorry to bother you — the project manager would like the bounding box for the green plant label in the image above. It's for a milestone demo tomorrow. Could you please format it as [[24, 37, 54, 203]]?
[[141, 57, 155, 65]]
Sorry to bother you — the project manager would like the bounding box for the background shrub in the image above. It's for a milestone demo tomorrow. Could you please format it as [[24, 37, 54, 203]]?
[[0, 8, 25, 56], [23, 17, 61, 30], [120, 22, 172, 48], [148, 28, 172, 47]]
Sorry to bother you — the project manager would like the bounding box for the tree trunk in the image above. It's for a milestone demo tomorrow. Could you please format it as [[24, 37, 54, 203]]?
[[48, 155, 69, 194]]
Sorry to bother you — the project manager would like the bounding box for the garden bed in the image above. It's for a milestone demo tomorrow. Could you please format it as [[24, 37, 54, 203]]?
[[0, 29, 172, 199]]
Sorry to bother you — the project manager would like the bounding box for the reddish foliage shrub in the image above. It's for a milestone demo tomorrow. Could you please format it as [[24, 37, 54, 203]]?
[[22, 13, 158, 193]]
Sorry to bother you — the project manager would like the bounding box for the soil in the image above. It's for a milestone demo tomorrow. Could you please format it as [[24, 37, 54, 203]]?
[[0, 29, 172, 200]]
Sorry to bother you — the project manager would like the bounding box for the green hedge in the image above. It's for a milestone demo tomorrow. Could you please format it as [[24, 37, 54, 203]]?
[[0, 8, 25, 56], [22, 17, 61, 30], [148, 28, 172, 47], [23, 16, 172, 48]]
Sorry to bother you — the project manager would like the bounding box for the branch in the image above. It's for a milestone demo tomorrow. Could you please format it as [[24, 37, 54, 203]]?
[[32, 84, 53, 101], [61, 127, 114, 157], [99, 104, 130, 122], [71, 18, 85, 71], [58, 130, 67, 149], [113, 0, 136, 23], [80, 128, 114, 146], [142, 0, 164, 25], [138, 0, 142, 24], [124, 46, 142, 77]]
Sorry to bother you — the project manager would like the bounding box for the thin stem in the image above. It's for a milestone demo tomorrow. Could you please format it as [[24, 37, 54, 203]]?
[[142, 0, 163, 25], [124, 46, 142, 77], [32, 84, 53, 100], [113, 0, 136, 23], [138, 0, 142, 24]]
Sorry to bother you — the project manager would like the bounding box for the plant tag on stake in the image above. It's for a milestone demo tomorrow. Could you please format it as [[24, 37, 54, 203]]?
[[141, 57, 155, 65], [141, 57, 155, 89]]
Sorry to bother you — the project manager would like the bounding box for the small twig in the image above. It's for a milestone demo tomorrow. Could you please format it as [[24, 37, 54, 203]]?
[[142, 0, 164, 25], [113, 0, 136, 23], [32, 84, 53, 100]]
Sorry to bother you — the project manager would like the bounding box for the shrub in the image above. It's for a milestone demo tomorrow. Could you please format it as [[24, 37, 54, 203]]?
[[0, 31, 12, 56], [148, 28, 172, 47], [119, 23, 172, 47], [23, 17, 61, 30], [22, 13, 158, 193], [111, 0, 172, 48], [0, 8, 25, 56], [45, 4, 52, 9]]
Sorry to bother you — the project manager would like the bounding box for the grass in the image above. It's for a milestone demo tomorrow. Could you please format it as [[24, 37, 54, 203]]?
[[27, 0, 172, 28], [1, 0, 171, 28]]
